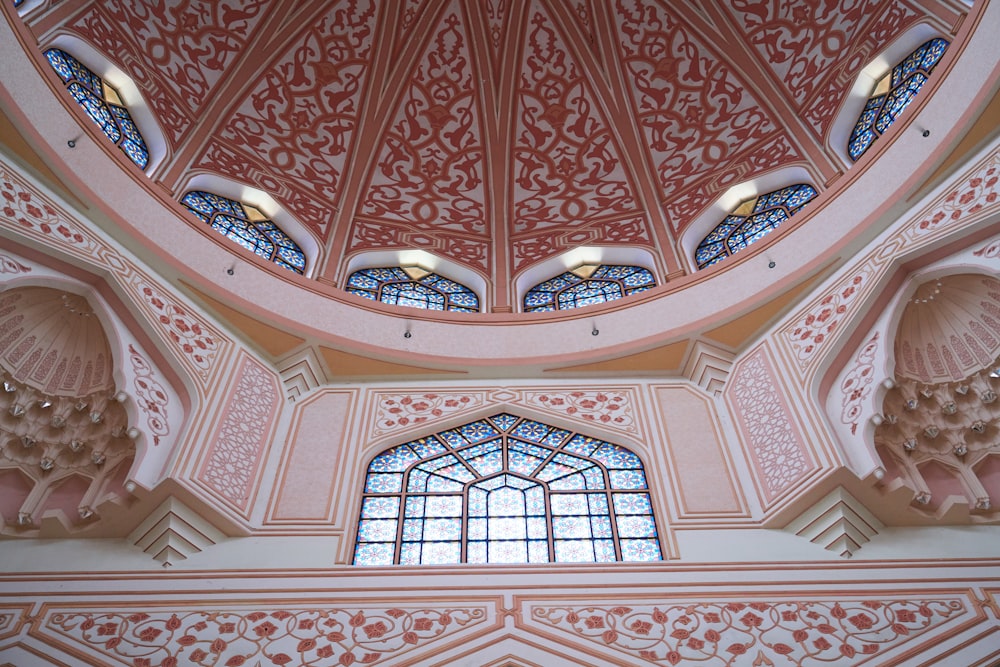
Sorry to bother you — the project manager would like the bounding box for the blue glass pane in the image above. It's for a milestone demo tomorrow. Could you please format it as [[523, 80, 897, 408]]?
[[345, 267, 479, 312], [491, 413, 520, 431], [180, 190, 305, 274], [524, 265, 656, 312], [848, 38, 948, 160], [44, 49, 149, 170], [696, 184, 818, 268], [354, 413, 660, 566]]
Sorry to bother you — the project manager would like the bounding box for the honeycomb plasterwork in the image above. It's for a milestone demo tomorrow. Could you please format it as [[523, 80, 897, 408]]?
[[783, 147, 1000, 373], [0, 159, 228, 387]]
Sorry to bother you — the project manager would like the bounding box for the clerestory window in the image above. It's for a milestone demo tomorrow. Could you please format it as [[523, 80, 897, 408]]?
[[523, 264, 655, 312], [354, 413, 662, 565], [44, 48, 149, 170], [346, 266, 480, 313], [848, 38, 948, 161], [181, 190, 306, 274], [696, 184, 818, 269]]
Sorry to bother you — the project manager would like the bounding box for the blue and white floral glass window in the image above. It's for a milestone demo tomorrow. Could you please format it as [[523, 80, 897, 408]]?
[[181, 190, 306, 274], [849, 38, 948, 161], [346, 267, 479, 313], [44, 49, 149, 170], [355, 413, 662, 565], [696, 184, 818, 269], [524, 265, 655, 312]]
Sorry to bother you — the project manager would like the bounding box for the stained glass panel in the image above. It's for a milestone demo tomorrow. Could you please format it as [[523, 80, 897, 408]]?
[[849, 38, 948, 161], [524, 265, 656, 312], [345, 267, 480, 313], [355, 413, 662, 565], [696, 184, 818, 269], [180, 191, 306, 274], [44, 49, 149, 170]]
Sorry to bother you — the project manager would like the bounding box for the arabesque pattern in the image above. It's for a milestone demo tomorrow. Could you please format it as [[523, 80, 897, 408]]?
[[41, 606, 488, 667], [529, 597, 968, 665]]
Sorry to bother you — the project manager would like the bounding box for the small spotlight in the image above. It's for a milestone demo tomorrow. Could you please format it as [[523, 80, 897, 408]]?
[[921, 129, 931, 138], [768, 261, 776, 269], [226, 266, 235, 276], [404, 330, 412, 339], [67, 139, 76, 148], [591, 328, 599, 336]]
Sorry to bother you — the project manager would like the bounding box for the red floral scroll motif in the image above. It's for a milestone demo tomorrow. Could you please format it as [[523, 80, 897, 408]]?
[[522, 389, 639, 435], [43, 606, 487, 667], [840, 333, 879, 435], [371, 391, 488, 439], [612, 0, 788, 218], [199, 356, 279, 513], [211, 0, 378, 211], [511, 6, 644, 236], [128, 344, 170, 446], [0, 172, 99, 258], [531, 598, 967, 666], [511, 216, 653, 272], [0, 253, 31, 274], [723, 1, 921, 138], [360, 5, 489, 236]]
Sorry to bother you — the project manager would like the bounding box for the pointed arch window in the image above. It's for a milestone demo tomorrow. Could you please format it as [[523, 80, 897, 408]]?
[[696, 184, 818, 269], [181, 190, 306, 274], [43, 49, 149, 170], [849, 38, 948, 161], [524, 264, 656, 312], [346, 267, 480, 313], [354, 413, 662, 565]]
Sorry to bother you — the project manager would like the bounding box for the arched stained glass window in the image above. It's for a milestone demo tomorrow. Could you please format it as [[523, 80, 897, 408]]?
[[346, 267, 479, 313], [43, 49, 149, 170], [524, 264, 656, 312], [181, 190, 306, 274], [696, 184, 818, 269], [849, 38, 948, 161], [354, 413, 662, 565]]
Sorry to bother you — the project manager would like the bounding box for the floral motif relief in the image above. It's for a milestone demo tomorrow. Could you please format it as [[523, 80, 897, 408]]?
[[728, 349, 812, 503], [361, 7, 489, 236], [128, 276, 221, 381], [213, 0, 377, 207], [484, 0, 510, 67], [371, 391, 489, 439], [511, 216, 653, 272], [0, 172, 100, 258], [128, 344, 170, 446], [512, 6, 642, 235], [521, 390, 639, 435], [67, 0, 271, 120], [722, 0, 917, 107], [973, 236, 1000, 259], [199, 357, 279, 512], [42, 606, 488, 667], [840, 333, 879, 435], [529, 598, 967, 666], [613, 0, 782, 206], [348, 220, 491, 274], [782, 150, 1000, 373], [0, 253, 30, 274]]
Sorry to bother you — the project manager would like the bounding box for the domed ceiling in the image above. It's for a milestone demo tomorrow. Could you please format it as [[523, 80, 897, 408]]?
[[18, 0, 962, 310]]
